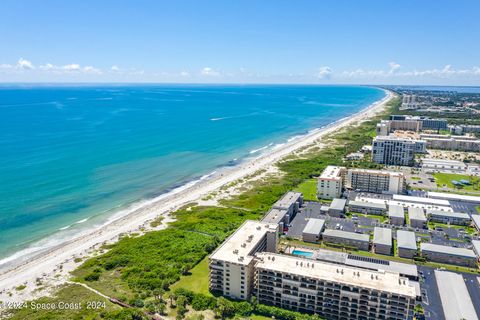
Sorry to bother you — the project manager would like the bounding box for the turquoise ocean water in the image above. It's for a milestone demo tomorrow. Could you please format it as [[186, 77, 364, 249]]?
[[0, 85, 385, 265]]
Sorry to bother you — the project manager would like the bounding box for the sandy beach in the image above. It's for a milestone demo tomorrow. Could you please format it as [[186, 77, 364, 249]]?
[[0, 89, 395, 303]]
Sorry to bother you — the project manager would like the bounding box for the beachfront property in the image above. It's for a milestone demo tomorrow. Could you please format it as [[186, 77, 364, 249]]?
[[372, 136, 416, 166], [209, 220, 278, 300], [254, 252, 418, 320], [262, 191, 303, 232], [345, 168, 406, 194], [390, 131, 427, 153], [348, 200, 387, 215], [327, 198, 347, 217], [315, 248, 419, 281], [301, 218, 325, 243], [373, 227, 392, 255], [419, 133, 480, 152], [317, 165, 345, 199], [426, 209, 471, 226], [420, 243, 477, 267], [388, 205, 405, 226], [434, 270, 479, 320], [376, 119, 422, 136], [396, 230, 417, 259], [389, 115, 448, 131], [322, 229, 370, 251], [408, 207, 427, 229]]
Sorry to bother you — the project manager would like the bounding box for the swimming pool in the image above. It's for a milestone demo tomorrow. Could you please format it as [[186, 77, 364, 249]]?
[[292, 249, 314, 258]]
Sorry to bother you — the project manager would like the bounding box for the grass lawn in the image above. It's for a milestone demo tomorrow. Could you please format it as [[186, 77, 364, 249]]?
[[433, 172, 480, 192], [476, 206, 480, 214], [169, 256, 212, 296], [294, 178, 318, 201], [428, 221, 476, 235]]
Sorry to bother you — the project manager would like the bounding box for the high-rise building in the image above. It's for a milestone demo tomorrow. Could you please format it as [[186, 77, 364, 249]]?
[[345, 168, 406, 194], [317, 165, 346, 199], [372, 136, 416, 166]]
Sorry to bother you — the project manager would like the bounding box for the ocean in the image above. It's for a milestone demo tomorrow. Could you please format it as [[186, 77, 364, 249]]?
[[0, 84, 385, 265]]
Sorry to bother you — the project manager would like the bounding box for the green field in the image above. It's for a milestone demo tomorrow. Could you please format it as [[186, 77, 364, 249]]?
[[170, 256, 211, 296], [294, 178, 318, 201], [433, 172, 480, 192]]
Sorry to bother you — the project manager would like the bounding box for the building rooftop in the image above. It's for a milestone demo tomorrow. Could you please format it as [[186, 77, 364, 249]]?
[[396, 230, 417, 250], [356, 195, 452, 212], [373, 227, 392, 246], [255, 252, 418, 298], [392, 194, 450, 206], [273, 191, 302, 210], [421, 243, 476, 259], [421, 158, 466, 166], [323, 229, 370, 242], [392, 130, 420, 140], [302, 218, 325, 236], [434, 270, 479, 320], [472, 214, 480, 230], [330, 198, 347, 211], [210, 220, 277, 265], [426, 209, 470, 220], [388, 205, 404, 218], [261, 208, 288, 225], [348, 200, 387, 210], [428, 191, 480, 204], [472, 240, 480, 257], [408, 207, 427, 221], [319, 165, 344, 181]]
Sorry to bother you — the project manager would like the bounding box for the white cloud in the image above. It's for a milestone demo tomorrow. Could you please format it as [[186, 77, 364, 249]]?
[[0, 63, 13, 69], [200, 67, 220, 76], [83, 66, 102, 74], [317, 66, 332, 79], [388, 62, 401, 74], [16, 58, 34, 70], [179, 71, 190, 77], [62, 64, 81, 71], [110, 65, 120, 72]]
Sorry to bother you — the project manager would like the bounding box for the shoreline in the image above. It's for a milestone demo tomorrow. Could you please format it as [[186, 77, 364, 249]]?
[[0, 89, 395, 302]]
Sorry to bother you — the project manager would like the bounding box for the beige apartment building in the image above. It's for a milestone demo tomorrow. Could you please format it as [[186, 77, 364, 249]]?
[[317, 165, 346, 199], [255, 253, 418, 320], [209, 220, 278, 300], [346, 168, 406, 194]]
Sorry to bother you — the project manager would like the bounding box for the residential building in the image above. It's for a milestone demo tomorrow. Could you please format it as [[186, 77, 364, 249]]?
[[262, 191, 303, 232], [388, 205, 405, 226], [472, 214, 480, 231], [376, 119, 422, 136], [255, 252, 418, 320], [408, 207, 427, 229], [327, 198, 347, 218], [348, 200, 387, 215], [317, 165, 346, 199], [434, 270, 479, 320], [420, 243, 477, 267], [426, 209, 471, 226], [427, 191, 480, 204], [345, 168, 405, 194], [209, 220, 278, 300], [420, 133, 480, 152], [322, 229, 370, 250], [392, 194, 450, 207], [302, 218, 325, 243], [450, 124, 480, 135], [373, 227, 392, 255], [372, 136, 416, 166], [421, 158, 467, 173], [396, 230, 417, 259], [472, 240, 480, 259], [315, 249, 419, 281]]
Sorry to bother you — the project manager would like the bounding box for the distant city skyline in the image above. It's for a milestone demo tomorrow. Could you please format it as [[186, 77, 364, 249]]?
[[1, 0, 479, 85]]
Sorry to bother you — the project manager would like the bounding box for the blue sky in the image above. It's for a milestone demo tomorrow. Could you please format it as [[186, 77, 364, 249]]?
[[1, 0, 479, 84]]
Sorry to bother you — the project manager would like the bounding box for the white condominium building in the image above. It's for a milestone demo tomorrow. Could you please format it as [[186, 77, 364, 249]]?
[[317, 165, 346, 199], [372, 136, 416, 166], [345, 168, 405, 194], [209, 220, 278, 300], [255, 253, 418, 320]]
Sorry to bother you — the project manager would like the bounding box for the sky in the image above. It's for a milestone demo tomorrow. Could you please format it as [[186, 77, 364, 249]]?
[[0, 0, 479, 85]]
